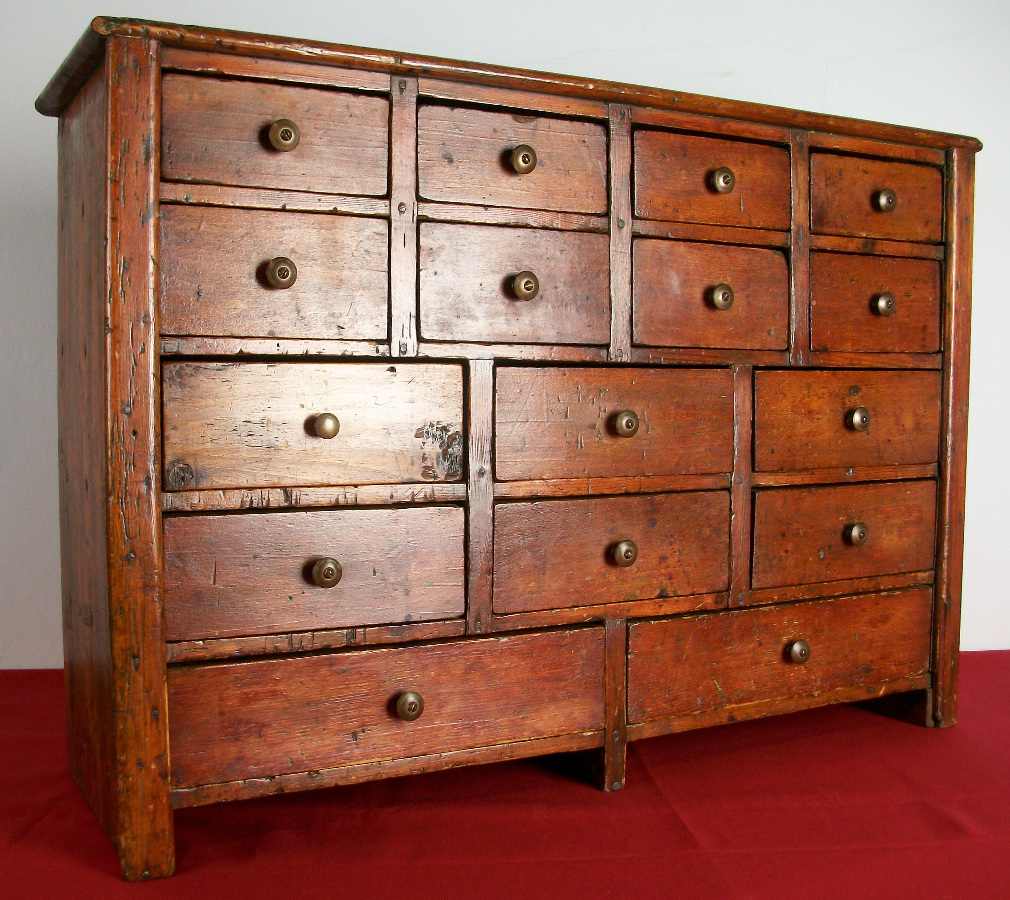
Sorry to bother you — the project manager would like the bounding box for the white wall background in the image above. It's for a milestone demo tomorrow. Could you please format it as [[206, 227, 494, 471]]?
[[1, 0, 1007, 666]]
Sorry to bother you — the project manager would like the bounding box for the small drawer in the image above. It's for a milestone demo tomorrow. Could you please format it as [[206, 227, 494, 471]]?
[[811, 153, 943, 243], [751, 480, 936, 589], [495, 366, 734, 481], [164, 506, 464, 641], [493, 492, 730, 614], [167, 627, 605, 788], [753, 369, 941, 472], [159, 206, 388, 340], [810, 252, 941, 353], [633, 239, 789, 349], [634, 130, 791, 229], [417, 104, 608, 214], [628, 588, 932, 724], [162, 362, 464, 490], [419, 223, 610, 344], [162, 73, 388, 195]]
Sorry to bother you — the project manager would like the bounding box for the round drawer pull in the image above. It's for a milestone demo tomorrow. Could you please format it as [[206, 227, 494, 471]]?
[[611, 539, 638, 568], [710, 166, 736, 194], [788, 639, 811, 665], [313, 412, 340, 439], [311, 557, 343, 588], [512, 270, 540, 301], [709, 283, 735, 310], [265, 256, 297, 289], [396, 691, 425, 722], [874, 292, 896, 317], [848, 407, 871, 432], [612, 410, 640, 438], [268, 118, 300, 151], [874, 188, 897, 213], [845, 522, 869, 546], [510, 144, 538, 174]]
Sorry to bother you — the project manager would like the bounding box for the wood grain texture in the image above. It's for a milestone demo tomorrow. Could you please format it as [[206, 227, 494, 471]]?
[[810, 252, 941, 353], [754, 369, 941, 471], [466, 360, 494, 634], [167, 628, 605, 788], [789, 130, 812, 365], [417, 104, 608, 214], [493, 491, 730, 613], [633, 240, 789, 349], [628, 589, 933, 724], [495, 366, 734, 480], [419, 222, 610, 344], [390, 76, 418, 357], [162, 482, 466, 512], [161, 73, 388, 195], [609, 105, 633, 362], [162, 362, 463, 489], [600, 618, 628, 791], [159, 205, 388, 339], [811, 153, 943, 243], [751, 480, 937, 590], [729, 366, 753, 608]]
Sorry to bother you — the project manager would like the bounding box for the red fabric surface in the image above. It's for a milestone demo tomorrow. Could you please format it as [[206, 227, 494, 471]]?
[[2, 652, 1009, 899]]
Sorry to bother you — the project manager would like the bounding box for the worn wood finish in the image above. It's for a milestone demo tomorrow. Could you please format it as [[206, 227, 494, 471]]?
[[633, 240, 789, 349], [159, 205, 388, 339], [493, 473, 730, 500], [496, 366, 734, 481], [466, 360, 494, 635], [162, 362, 464, 489], [390, 75, 419, 357], [628, 589, 932, 724], [608, 105, 633, 362], [419, 223, 610, 344], [168, 628, 605, 788], [634, 130, 791, 229], [159, 181, 389, 216], [161, 73, 388, 196], [754, 369, 942, 471], [493, 491, 730, 613], [751, 480, 937, 590]]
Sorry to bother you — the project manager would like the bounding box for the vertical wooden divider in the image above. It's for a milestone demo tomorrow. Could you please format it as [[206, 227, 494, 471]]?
[[788, 130, 811, 366], [599, 617, 628, 791], [729, 366, 754, 608], [608, 104, 632, 362], [390, 75, 418, 357], [466, 359, 494, 634]]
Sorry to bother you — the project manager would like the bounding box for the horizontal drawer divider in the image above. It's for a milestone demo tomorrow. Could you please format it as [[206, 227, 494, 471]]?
[[806, 351, 942, 370], [809, 232, 944, 259], [493, 475, 731, 500], [630, 348, 791, 366], [160, 337, 390, 357], [162, 483, 467, 513], [806, 130, 947, 166], [417, 77, 609, 118], [159, 181, 390, 216], [632, 219, 790, 248], [746, 571, 933, 607], [417, 342, 609, 361], [751, 465, 938, 487], [491, 593, 728, 631], [416, 201, 608, 233]]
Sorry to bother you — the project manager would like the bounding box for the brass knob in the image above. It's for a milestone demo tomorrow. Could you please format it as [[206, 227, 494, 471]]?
[[845, 522, 869, 546], [611, 540, 638, 568], [396, 691, 424, 722], [510, 144, 537, 174], [710, 166, 736, 194], [788, 640, 811, 665], [874, 292, 896, 317], [268, 118, 300, 151], [848, 407, 871, 432], [874, 188, 897, 212], [313, 412, 340, 439], [513, 271, 540, 301], [612, 410, 640, 438], [311, 557, 342, 588], [265, 256, 297, 289], [709, 283, 735, 310]]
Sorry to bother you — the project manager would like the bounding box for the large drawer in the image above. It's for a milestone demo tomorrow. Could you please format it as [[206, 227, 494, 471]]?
[[162, 362, 464, 490], [493, 492, 730, 614], [163, 506, 465, 641], [627, 589, 932, 724], [168, 627, 606, 788], [495, 366, 734, 481]]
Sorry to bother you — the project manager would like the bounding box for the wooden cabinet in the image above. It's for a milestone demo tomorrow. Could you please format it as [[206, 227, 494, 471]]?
[[39, 18, 979, 880]]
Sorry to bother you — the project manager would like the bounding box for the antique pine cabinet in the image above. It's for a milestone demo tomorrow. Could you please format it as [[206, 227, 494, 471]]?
[[37, 17, 979, 880]]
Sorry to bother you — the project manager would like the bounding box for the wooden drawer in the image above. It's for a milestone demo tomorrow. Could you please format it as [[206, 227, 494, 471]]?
[[495, 367, 734, 481], [627, 588, 932, 724], [417, 105, 608, 214], [419, 223, 609, 344], [162, 362, 464, 490], [159, 205, 388, 340], [161, 73, 388, 195], [751, 480, 936, 590], [634, 130, 791, 229], [167, 627, 605, 788], [754, 369, 941, 471], [633, 239, 789, 349], [493, 491, 730, 614], [811, 153, 943, 243], [164, 506, 465, 641], [810, 252, 941, 353]]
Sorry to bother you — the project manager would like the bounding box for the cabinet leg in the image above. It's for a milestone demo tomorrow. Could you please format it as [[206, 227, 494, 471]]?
[[596, 617, 628, 792]]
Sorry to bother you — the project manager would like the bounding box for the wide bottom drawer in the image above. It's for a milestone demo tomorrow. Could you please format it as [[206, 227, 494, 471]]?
[[627, 589, 931, 725], [168, 627, 605, 789]]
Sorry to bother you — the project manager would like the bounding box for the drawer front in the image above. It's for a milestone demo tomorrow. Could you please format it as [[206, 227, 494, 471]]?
[[810, 252, 941, 353], [810, 153, 943, 243], [417, 105, 608, 214], [633, 239, 789, 349], [168, 627, 605, 788], [634, 130, 791, 229], [162, 73, 388, 195], [164, 507, 465, 641], [162, 362, 464, 490], [159, 205, 388, 340], [627, 588, 932, 723], [751, 480, 936, 589], [753, 369, 941, 471], [495, 367, 734, 481], [493, 492, 730, 614], [419, 223, 610, 344]]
